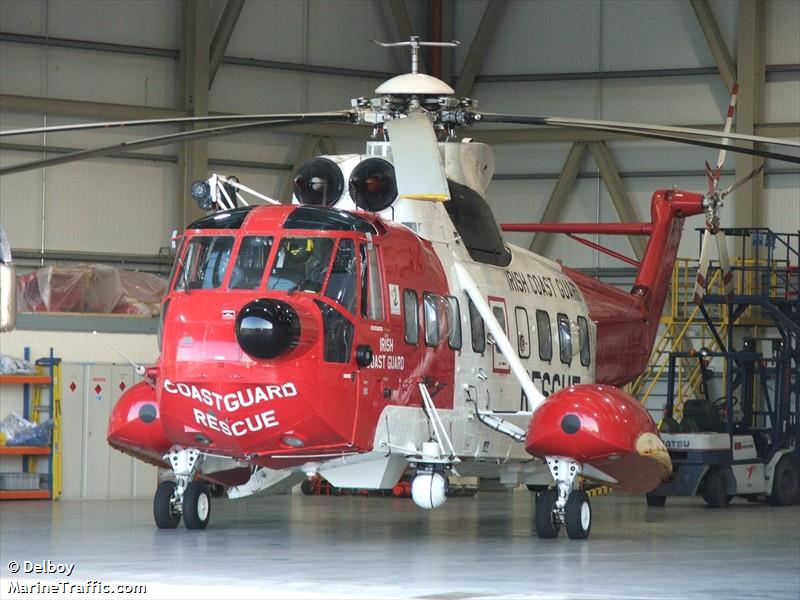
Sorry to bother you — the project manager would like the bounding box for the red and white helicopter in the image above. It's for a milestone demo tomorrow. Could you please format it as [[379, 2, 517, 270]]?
[[2, 38, 798, 539]]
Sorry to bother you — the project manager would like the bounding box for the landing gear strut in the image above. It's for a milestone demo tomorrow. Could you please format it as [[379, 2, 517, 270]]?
[[153, 447, 210, 530], [534, 456, 592, 539]]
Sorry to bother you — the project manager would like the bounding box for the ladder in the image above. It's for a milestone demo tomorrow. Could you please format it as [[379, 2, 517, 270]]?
[[631, 262, 729, 417], [27, 350, 62, 500]]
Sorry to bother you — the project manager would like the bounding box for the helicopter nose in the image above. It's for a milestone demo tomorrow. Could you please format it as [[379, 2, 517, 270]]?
[[235, 299, 301, 359]]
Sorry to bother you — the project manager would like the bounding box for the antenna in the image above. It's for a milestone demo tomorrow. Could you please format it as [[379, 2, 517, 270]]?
[[92, 330, 146, 375], [371, 36, 459, 74]]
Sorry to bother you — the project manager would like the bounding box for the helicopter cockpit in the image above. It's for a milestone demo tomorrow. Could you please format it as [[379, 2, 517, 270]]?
[[164, 205, 388, 369], [172, 206, 378, 302]]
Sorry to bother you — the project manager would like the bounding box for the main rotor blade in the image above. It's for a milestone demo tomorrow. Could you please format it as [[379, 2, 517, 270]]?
[[478, 113, 799, 148], [476, 114, 800, 164], [386, 113, 449, 201], [0, 115, 353, 176], [0, 111, 352, 138], [716, 84, 739, 170]]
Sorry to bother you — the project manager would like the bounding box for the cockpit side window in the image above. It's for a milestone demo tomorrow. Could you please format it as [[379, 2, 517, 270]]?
[[229, 236, 273, 289], [325, 239, 357, 314], [174, 235, 234, 290], [403, 289, 419, 344], [267, 237, 335, 292]]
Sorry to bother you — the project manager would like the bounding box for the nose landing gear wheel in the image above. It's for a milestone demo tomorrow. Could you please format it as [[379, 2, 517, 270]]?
[[153, 481, 181, 529], [565, 490, 592, 539], [534, 488, 561, 539], [182, 481, 211, 530]]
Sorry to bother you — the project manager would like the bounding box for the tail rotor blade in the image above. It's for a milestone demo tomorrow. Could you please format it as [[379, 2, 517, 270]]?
[[716, 84, 739, 170], [704, 161, 717, 196], [715, 230, 734, 300], [693, 229, 713, 305], [721, 164, 765, 199]]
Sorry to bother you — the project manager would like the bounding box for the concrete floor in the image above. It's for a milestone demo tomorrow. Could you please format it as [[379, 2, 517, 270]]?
[[1, 492, 798, 599]]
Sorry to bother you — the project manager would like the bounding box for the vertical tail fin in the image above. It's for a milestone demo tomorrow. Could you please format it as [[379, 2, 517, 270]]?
[[632, 189, 705, 351]]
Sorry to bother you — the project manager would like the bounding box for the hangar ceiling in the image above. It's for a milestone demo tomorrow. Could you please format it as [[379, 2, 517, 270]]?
[[0, 0, 798, 269]]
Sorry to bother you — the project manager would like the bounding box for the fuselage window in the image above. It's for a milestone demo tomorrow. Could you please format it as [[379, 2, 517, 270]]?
[[577, 316, 591, 367], [267, 236, 334, 292], [229, 236, 273, 289], [360, 242, 384, 321], [468, 299, 486, 354], [423, 293, 439, 347], [491, 305, 507, 356], [174, 235, 234, 290], [536, 310, 552, 361], [557, 313, 572, 365], [324, 239, 357, 314], [403, 289, 419, 344], [515, 307, 530, 359], [446, 296, 462, 350]]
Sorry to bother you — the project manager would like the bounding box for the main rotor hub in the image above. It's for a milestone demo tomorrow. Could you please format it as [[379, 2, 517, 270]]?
[[355, 37, 478, 134]]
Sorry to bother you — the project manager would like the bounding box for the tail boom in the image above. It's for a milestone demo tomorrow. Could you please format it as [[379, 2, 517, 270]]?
[[508, 189, 704, 386]]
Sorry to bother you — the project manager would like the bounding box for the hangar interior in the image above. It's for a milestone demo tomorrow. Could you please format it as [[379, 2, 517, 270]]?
[[0, 1, 798, 599]]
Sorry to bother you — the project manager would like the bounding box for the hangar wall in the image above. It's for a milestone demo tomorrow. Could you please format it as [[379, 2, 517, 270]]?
[[1, 0, 797, 270]]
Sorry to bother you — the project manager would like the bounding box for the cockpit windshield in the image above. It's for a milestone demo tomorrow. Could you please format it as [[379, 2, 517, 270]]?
[[267, 237, 336, 293], [174, 235, 234, 290], [172, 232, 362, 315]]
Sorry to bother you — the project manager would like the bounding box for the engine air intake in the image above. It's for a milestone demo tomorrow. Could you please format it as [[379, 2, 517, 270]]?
[[293, 158, 345, 207], [349, 158, 397, 212]]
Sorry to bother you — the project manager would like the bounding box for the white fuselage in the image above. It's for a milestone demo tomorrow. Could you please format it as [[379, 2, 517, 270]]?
[[233, 141, 600, 492]]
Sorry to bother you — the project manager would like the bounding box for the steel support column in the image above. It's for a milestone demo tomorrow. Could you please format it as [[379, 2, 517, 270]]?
[[589, 142, 647, 261], [690, 0, 736, 92], [454, 0, 505, 97], [734, 0, 765, 228], [178, 0, 210, 227], [528, 143, 586, 255], [318, 136, 338, 156], [427, 0, 456, 81], [209, 0, 246, 88]]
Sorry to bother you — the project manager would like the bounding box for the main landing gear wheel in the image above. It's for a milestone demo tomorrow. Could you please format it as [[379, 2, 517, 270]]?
[[564, 490, 592, 540], [534, 489, 561, 539], [182, 481, 211, 530], [153, 481, 180, 529], [646, 493, 667, 507]]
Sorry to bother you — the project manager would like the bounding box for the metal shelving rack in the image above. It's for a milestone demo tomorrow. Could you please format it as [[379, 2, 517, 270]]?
[[0, 347, 61, 500]]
